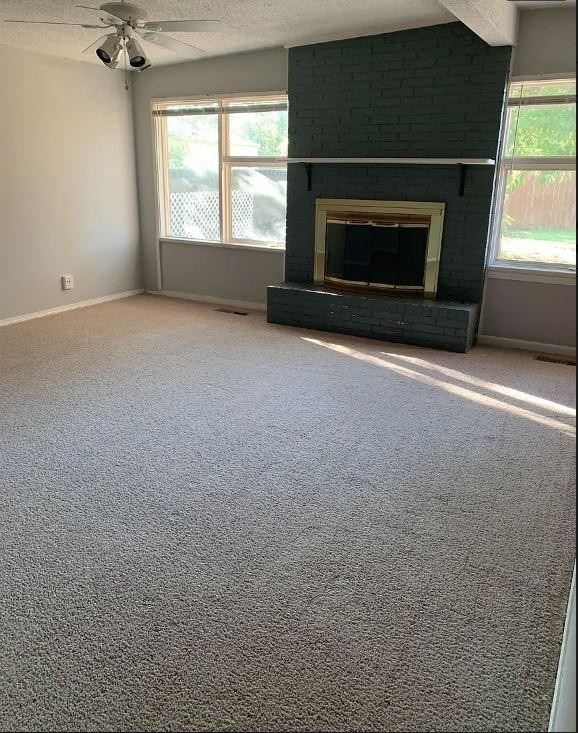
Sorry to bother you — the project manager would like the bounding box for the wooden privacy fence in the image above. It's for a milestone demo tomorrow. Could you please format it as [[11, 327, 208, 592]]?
[[505, 171, 576, 232]]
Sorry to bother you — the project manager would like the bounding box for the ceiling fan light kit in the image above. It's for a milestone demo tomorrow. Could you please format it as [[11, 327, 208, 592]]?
[[95, 32, 122, 67], [4, 0, 223, 79], [125, 36, 150, 69]]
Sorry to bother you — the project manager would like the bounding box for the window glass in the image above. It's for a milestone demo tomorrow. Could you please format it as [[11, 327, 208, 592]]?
[[495, 79, 576, 269], [167, 113, 220, 241], [506, 104, 576, 158], [509, 80, 576, 99], [231, 167, 287, 243], [498, 170, 576, 266], [154, 96, 288, 248], [228, 104, 289, 157]]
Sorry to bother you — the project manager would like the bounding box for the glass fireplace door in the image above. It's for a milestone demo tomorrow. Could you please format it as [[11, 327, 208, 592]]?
[[324, 218, 429, 292]]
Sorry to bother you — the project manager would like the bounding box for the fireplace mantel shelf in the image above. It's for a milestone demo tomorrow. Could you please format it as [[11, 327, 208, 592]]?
[[287, 157, 496, 165], [289, 158, 495, 195]]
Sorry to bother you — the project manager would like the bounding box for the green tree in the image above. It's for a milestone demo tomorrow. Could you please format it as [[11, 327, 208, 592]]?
[[168, 137, 188, 168], [507, 105, 575, 158], [167, 115, 219, 169], [506, 86, 576, 193], [237, 111, 288, 157]]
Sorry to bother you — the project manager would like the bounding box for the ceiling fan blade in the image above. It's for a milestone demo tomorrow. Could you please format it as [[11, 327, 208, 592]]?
[[138, 31, 206, 57], [142, 20, 222, 33], [76, 5, 125, 25], [82, 35, 109, 54], [4, 20, 109, 28]]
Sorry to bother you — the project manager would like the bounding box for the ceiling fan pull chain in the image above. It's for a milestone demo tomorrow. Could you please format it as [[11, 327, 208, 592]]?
[[123, 29, 129, 92]]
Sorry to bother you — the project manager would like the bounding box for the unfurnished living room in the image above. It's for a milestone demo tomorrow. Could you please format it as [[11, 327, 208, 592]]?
[[0, 1, 576, 732]]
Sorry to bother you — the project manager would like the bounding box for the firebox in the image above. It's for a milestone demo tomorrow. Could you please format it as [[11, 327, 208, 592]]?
[[314, 200, 445, 298]]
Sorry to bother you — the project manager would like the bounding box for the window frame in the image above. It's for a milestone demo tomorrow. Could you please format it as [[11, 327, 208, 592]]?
[[489, 76, 577, 274], [153, 92, 288, 251]]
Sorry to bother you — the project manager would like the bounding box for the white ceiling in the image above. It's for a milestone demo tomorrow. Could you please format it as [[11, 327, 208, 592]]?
[[0, 0, 455, 68]]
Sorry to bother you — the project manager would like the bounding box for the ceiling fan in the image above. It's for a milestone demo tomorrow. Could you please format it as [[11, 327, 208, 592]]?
[[4, 2, 223, 72]]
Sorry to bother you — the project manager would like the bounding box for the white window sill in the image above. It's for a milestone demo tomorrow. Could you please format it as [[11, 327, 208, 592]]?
[[488, 263, 576, 285], [159, 237, 285, 254]]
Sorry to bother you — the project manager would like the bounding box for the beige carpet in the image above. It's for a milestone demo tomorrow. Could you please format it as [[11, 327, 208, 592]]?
[[0, 294, 575, 733]]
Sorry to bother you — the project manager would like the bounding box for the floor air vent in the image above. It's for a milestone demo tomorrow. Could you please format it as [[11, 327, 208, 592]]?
[[534, 354, 576, 367], [215, 308, 249, 316]]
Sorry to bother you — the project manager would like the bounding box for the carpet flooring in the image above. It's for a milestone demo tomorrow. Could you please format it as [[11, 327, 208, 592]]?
[[0, 294, 575, 732]]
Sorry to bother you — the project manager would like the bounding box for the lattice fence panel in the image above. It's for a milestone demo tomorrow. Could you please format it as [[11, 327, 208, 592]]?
[[232, 191, 256, 240], [170, 191, 254, 240]]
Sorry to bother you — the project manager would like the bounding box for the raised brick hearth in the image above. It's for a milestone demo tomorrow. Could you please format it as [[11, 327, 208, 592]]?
[[268, 284, 479, 353]]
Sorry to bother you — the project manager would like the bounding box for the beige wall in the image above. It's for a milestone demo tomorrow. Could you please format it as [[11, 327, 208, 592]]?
[[482, 278, 576, 348], [131, 47, 287, 304], [161, 241, 283, 306], [513, 7, 577, 78], [0, 44, 141, 322], [480, 7, 576, 351]]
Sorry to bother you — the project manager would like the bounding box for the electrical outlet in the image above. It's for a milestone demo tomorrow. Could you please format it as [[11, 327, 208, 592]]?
[[61, 275, 74, 291]]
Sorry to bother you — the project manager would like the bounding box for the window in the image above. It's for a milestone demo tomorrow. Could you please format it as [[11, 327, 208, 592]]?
[[492, 79, 576, 270], [153, 94, 288, 248]]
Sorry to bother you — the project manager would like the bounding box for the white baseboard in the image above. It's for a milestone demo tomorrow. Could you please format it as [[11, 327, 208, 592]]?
[[0, 289, 144, 328], [148, 289, 267, 312], [549, 565, 576, 732], [478, 335, 576, 358]]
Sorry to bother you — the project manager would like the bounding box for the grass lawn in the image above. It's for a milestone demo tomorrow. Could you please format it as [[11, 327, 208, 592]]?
[[500, 230, 576, 266], [504, 228, 576, 245]]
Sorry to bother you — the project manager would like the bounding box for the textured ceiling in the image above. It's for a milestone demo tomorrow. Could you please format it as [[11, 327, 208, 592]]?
[[513, 0, 575, 7], [0, 0, 455, 68]]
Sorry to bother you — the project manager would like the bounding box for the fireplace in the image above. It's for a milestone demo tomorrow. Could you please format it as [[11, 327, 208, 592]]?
[[268, 24, 509, 352], [314, 200, 445, 298]]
